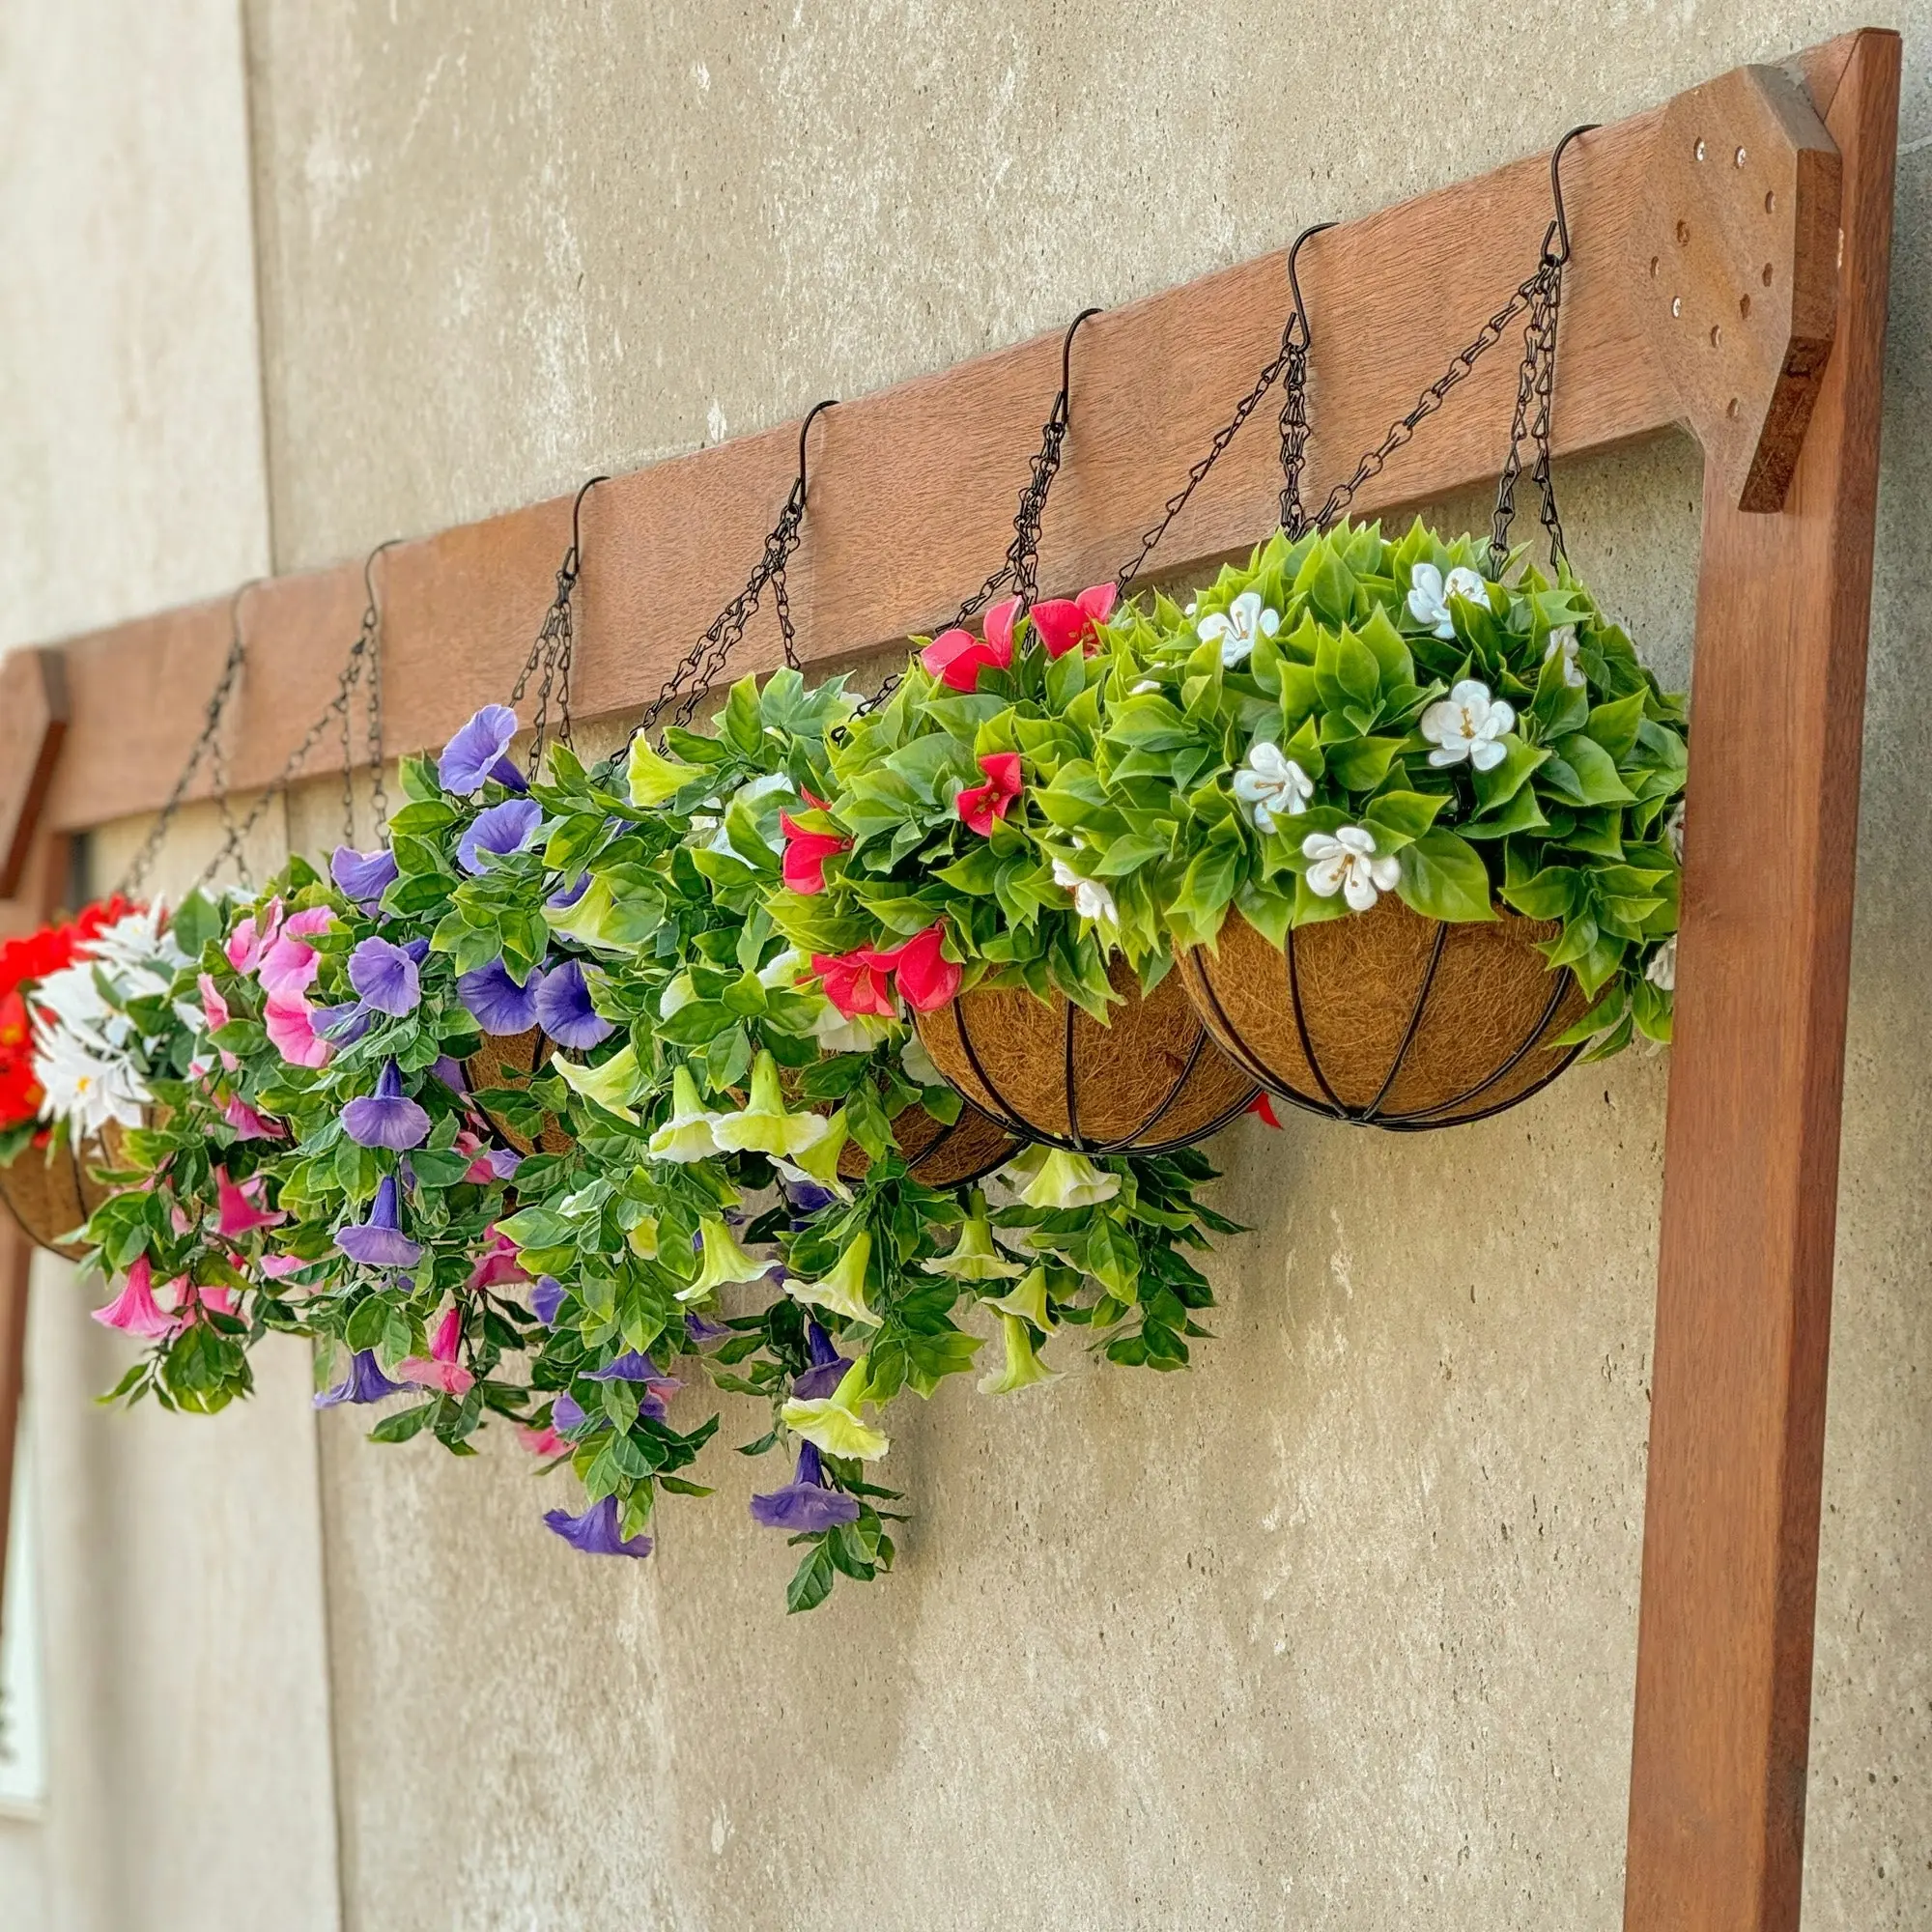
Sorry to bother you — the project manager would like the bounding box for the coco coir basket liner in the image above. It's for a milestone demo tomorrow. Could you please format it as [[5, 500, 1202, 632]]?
[[0, 1127, 123, 1262], [465, 1029, 574, 1157], [1178, 896, 1590, 1130]]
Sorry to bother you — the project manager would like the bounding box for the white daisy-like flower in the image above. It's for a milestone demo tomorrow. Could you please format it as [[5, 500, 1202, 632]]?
[[1050, 857, 1118, 925], [1543, 625, 1586, 690], [1196, 589, 1281, 668], [1406, 561, 1489, 639], [1645, 934, 1678, 992], [1421, 678, 1517, 772], [1301, 825, 1400, 912], [34, 1028, 150, 1137], [1232, 740, 1315, 833]]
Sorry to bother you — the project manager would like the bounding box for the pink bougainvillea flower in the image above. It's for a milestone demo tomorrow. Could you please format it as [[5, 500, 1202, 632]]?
[[1247, 1092, 1283, 1129], [215, 1168, 286, 1239], [92, 1256, 179, 1341], [890, 923, 962, 1012], [223, 1093, 285, 1140], [224, 899, 282, 975], [921, 593, 1021, 693], [265, 995, 330, 1068], [810, 946, 902, 1019], [517, 1422, 570, 1459], [779, 811, 852, 895], [466, 1228, 529, 1293], [955, 753, 1024, 837], [1028, 582, 1118, 659]]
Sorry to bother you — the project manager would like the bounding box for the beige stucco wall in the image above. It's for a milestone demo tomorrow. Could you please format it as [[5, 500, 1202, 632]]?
[[0, 2, 340, 1929], [7, 2, 1932, 1927]]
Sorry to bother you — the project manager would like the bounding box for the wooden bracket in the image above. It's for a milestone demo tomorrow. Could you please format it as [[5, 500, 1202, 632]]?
[[0, 647, 69, 898], [1630, 64, 1842, 511]]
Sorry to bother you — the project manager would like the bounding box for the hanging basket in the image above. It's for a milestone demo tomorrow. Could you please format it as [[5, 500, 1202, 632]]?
[[464, 1030, 574, 1158], [914, 954, 1257, 1154], [837, 1100, 1020, 1190], [1176, 897, 1590, 1131], [0, 1126, 124, 1262]]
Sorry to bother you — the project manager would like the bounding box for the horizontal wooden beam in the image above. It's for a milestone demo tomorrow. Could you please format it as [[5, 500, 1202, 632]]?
[[23, 78, 1726, 835]]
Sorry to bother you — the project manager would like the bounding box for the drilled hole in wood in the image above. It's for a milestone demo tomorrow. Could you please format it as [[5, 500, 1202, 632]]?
[[1709, 324, 1722, 347], [1726, 397, 1740, 418], [1671, 297, 1683, 317], [1764, 189, 1776, 213], [1676, 218, 1690, 244], [1739, 294, 1751, 320], [1762, 262, 1775, 285], [1694, 138, 1708, 160], [1649, 255, 1660, 278], [1735, 146, 1747, 167]]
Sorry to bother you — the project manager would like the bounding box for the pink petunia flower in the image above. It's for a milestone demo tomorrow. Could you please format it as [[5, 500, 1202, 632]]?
[[223, 1093, 285, 1140], [265, 995, 330, 1068], [467, 1229, 529, 1293], [215, 1168, 286, 1239], [517, 1422, 571, 1458], [224, 900, 283, 975], [92, 1257, 180, 1341], [396, 1304, 474, 1396]]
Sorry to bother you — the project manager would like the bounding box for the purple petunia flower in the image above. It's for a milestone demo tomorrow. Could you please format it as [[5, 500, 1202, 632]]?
[[342, 1061, 433, 1151], [331, 845, 400, 905], [457, 957, 541, 1036], [348, 935, 421, 1017], [750, 1442, 862, 1533], [485, 1148, 521, 1179], [533, 959, 612, 1049], [791, 1319, 854, 1401], [440, 704, 526, 796], [529, 1275, 565, 1325], [552, 1391, 586, 1431], [335, 1175, 423, 1267], [431, 1056, 469, 1094], [314, 1350, 406, 1408], [784, 1178, 840, 1218], [548, 872, 591, 910], [585, 1350, 681, 1420], [456, 798, 543, 875], [684, 1311, 730, 1344], [543, 1494, 652, 1558], [314, 1001, 377, 1046]]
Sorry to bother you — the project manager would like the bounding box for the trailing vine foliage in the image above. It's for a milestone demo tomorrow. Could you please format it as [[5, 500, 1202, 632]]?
[[1, 516, 1681, 1608]]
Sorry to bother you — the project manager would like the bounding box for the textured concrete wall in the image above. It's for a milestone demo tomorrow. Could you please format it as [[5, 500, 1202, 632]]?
[[0, 1, 340, 1928], [8, 2, 1932, 1928]]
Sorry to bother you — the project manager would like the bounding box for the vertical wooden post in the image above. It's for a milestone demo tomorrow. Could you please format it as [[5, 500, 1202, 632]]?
[[1624, 31, 1899, 1929]]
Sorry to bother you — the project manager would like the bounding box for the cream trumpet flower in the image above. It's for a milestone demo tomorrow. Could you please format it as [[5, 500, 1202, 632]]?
[[922, 1200, 1026, 1281], [1420, 678, 1515, 772], [1006, 1144, 1121, 1210], [986, 1264, 1056, 1330], [1300, 825, 1400, 913], [1544, 624, 1586, 689], [1232, 739, 1315, 834], [772, 1109, 852, 1201], [1406, 561, 1489, 639], [554, 1040, 645, 1124], [785, 1231, 881, 1328], [1197, 589, 1280, 668], [1645, 934, 1678, 992], [900, 1032, 943, 1090], [711, 1051, 830, 1159], [782, 1358, 890, 1461], [646, 1065, 732, 1161], [1050, 857, 1118, 926], [682, 1216, 781, 1303], [979, 1313, 1063, 1395]]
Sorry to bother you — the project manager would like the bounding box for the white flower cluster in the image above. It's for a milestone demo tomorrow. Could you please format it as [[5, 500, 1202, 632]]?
[[31, 906, 184, 1139]]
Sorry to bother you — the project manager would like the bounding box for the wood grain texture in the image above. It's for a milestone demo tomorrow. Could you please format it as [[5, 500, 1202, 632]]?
[[1624, 28, 1898, 1932], [20, 93, 1717, 834], [0, 648, 69, 894]]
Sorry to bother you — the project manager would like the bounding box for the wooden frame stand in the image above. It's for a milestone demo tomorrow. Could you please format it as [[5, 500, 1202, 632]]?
[[0, 29, 1899, 1927]]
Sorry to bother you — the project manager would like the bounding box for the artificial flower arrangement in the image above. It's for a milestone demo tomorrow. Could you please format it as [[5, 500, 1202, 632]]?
[[69, 673, 1236, 1608]]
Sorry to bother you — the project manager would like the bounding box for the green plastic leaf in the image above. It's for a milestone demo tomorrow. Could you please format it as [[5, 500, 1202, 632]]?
[[1396, 829, 1495, 923]]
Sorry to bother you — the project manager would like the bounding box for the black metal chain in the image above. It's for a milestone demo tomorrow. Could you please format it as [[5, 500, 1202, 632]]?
[[633, 399, 836, 743], [1490, 251, 1570, 569], [511, 474, 606, 767], [118, 583, 256, 895], [191, 539, 397, 890]]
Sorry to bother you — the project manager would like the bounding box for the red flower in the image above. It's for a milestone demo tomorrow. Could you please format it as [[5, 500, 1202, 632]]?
[[920, 594, 1021, 693], [1028, 582, 1119, 659], [780, 811, 852, 895], [810, 947, 902, 1018], [889, 923, 961, 1012], [1247, 1092, 1283, 1129], [955, 753, 1024, 837]]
